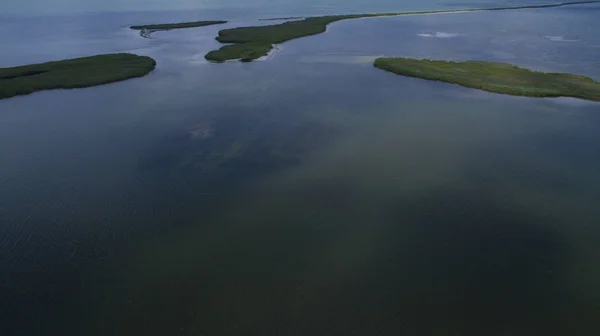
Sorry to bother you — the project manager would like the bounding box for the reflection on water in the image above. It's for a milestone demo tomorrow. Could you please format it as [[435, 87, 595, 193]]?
[[1, 3, 600, 336]]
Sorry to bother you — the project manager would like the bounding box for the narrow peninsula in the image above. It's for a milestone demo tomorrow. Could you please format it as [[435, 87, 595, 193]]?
[[131, 20, 227, 38], [0, 53, 156, 100], [374, 58, 600, 102], [204, 1, 600, 62]]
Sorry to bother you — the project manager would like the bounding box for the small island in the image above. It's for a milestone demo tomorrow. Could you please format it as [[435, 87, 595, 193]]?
[[205, 15, 358, 62], [204, 1, 600, 62], [131, 20, 227, 38], [374, 58, 600, 102], [0, 53, 156, 100]]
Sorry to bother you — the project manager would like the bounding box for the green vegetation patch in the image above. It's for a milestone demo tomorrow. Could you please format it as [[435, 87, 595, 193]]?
[[130, 20, 227, 31], [205, 1, 600, 63], [374, 58, 600, 102], [0, 53, 156, 100], [131, 20, 227, 37], [205, 15, 378, 62], [215, 16, 351, 44], [205, 42, 274, 62]]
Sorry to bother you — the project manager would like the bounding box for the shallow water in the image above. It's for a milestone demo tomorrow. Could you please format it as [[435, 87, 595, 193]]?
[[1, 2, 600, 335]]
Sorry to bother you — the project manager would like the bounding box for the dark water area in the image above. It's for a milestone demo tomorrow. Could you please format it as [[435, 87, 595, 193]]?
[[1, 2, 600, 335]]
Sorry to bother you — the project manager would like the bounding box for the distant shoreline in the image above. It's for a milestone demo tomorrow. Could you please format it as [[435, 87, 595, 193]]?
[[130, 20, 227, 38], [259, 16, 306, 21], [260, 0, 600, 21]]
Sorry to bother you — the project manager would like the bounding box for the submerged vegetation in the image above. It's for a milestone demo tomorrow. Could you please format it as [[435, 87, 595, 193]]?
[[131, 20, 227, 38], [205, 1, 600, 62], [374, 58, 600, 101], [0, 53, 156, 100], [139, 114, 335, 189]]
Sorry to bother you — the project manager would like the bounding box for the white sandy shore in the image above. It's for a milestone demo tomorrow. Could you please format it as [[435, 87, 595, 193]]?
[[257, 45, 283, 61]]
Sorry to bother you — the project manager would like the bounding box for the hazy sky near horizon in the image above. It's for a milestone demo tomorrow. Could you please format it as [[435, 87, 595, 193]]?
[[1, 0, 551, 15]]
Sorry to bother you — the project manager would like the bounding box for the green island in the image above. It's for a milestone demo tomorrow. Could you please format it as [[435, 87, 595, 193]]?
[[204, 1, 600, 62], [373, 58, 600, 102], [0, 53, 156, 100], [131, 20, 227, 38]]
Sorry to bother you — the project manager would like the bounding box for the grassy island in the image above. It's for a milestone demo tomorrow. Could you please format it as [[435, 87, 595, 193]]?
[[374, 58, 600, 101], [205, 14, 397, 62], [205, 1, 600, 62], [0, 53, 156, 100], [131, 20, 227, 37]]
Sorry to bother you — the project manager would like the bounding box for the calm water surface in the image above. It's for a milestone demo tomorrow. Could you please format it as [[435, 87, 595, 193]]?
[[1, 2, 600, 335]]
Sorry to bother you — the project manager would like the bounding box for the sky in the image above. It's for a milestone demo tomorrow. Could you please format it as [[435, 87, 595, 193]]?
[[0, 0, 548, 15]]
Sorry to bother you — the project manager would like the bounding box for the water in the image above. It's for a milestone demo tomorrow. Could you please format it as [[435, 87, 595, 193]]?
[[1, 1, 600, 335]]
